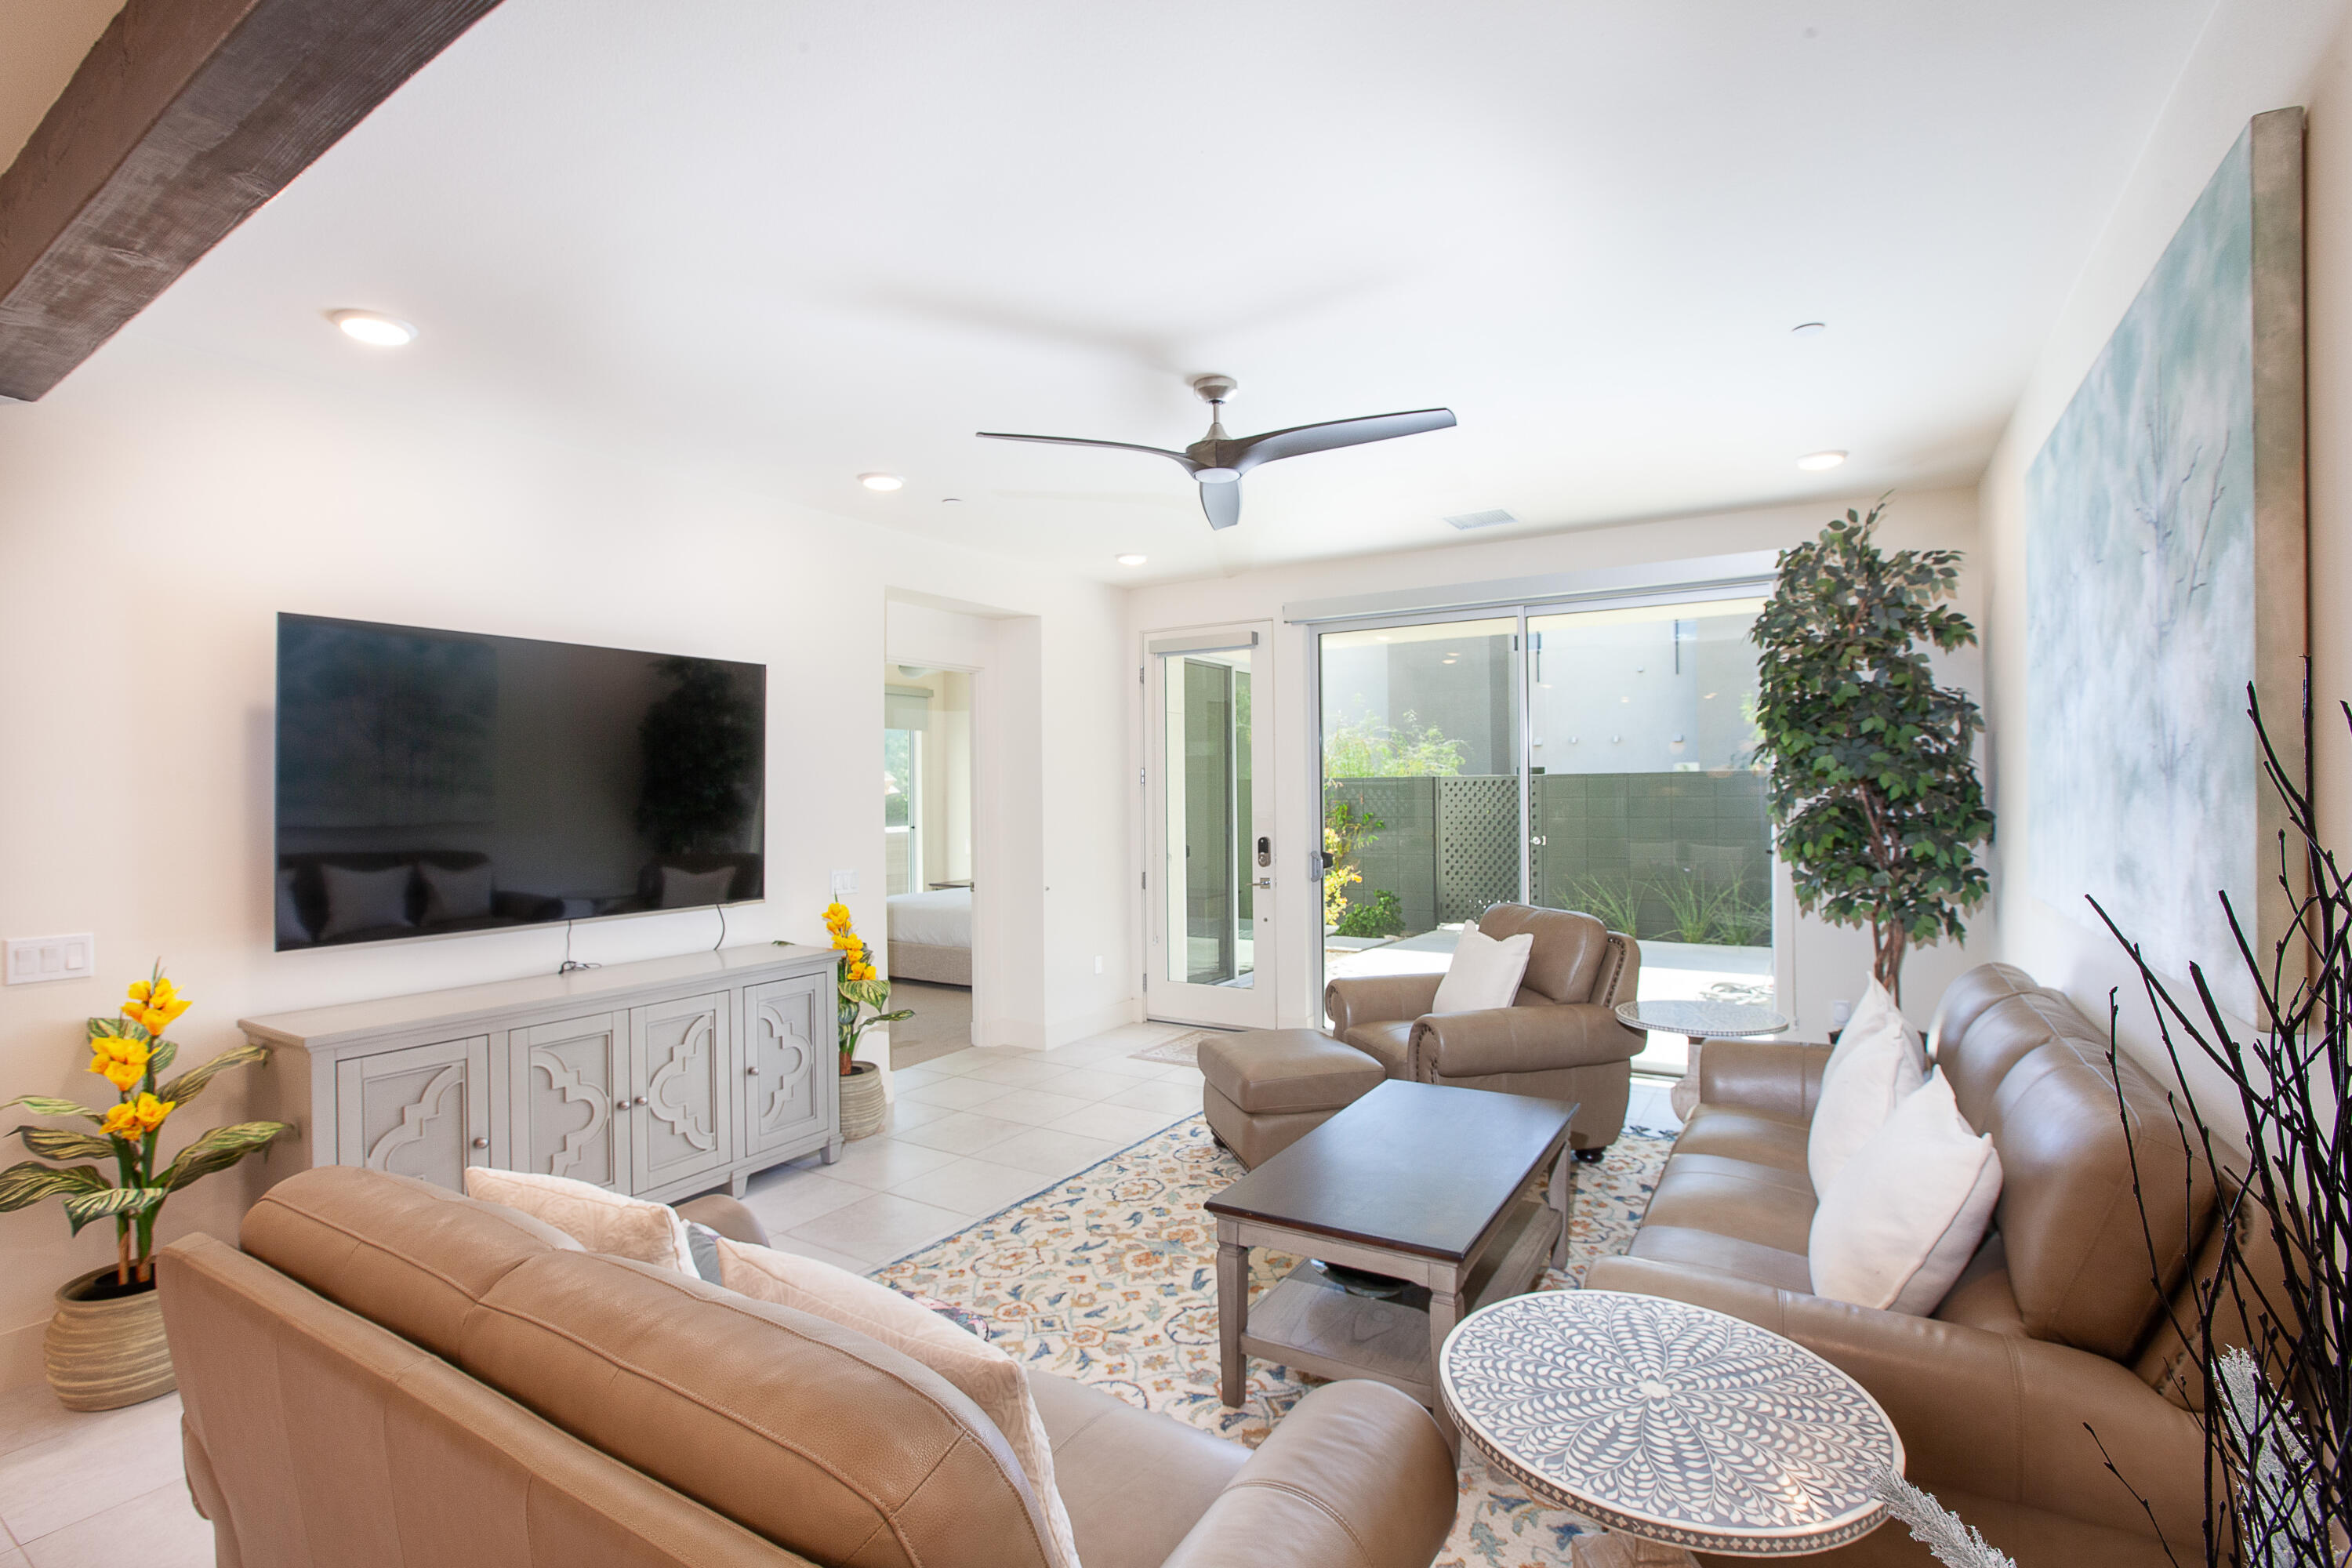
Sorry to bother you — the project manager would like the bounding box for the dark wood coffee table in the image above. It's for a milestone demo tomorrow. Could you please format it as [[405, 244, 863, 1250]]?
[[1204, 1080, 1576, 1450]]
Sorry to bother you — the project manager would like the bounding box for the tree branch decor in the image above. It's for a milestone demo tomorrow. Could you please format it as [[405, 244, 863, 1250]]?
[[1750, 502, 1992, 1004]]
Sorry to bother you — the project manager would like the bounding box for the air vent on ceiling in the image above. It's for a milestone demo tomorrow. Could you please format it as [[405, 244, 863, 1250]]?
[[1443, 509, 1516, 531]]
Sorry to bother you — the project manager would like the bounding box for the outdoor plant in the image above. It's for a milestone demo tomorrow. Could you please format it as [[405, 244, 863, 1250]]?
[[1653, 871, 1751, 946], [1323, 710, 1467, 778], [818, 903, 910, 1073], [0, 967, 290, 1290], [1570, 875, 1648, 939], [1332, 890, 1406, 940], [1323, 799, 1386, 927], [1750, 502, 1992, 1004]]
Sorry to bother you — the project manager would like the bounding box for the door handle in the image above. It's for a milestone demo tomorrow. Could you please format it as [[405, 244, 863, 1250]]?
[[1254, 877, 1272, 889]]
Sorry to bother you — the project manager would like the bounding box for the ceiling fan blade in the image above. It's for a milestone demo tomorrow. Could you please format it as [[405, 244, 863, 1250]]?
[[1200, 478, 1242, 531], [1229, 408, 1457, 473], [976, 431, 1200, 474]]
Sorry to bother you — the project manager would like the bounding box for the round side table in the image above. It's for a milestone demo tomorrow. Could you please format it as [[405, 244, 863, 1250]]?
[[1439, 1290, 1901, 1565], [1613, 1000, 1791, 1120]]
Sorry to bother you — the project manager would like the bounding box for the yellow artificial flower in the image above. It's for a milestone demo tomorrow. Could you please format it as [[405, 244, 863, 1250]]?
[[848, 961, 877, 982], [832, 933, 857, 950], [88, 1036, 153, 1094], [122, 975, 192, 1037], [100, 1093, 176, 1140]]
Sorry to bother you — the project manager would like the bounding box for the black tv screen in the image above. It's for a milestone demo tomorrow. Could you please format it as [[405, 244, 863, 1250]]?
[[274, 614, 764, 950]]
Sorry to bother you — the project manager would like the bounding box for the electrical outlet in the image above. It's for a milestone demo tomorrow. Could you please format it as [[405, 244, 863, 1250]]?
[[829, 869, 858, 899], [5, 934, 96, 985]]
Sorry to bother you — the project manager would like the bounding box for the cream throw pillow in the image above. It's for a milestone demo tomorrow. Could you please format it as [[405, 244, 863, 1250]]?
[[1431, 925, 1535, 1014], [717, 1239, 1081, 1568], [461, 1167, 697, 1276], [1809, 1071, 2002, 1314], [1806, 980, 1923, 1196]]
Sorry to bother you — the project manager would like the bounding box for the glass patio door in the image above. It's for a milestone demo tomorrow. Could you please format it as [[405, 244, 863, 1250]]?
[[1317, 615, 1523, 987], [1147, 625, 1279, 1028]]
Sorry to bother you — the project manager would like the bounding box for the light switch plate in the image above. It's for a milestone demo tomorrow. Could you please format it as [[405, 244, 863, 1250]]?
[[5, 934, 96, 985], [829, 870, 858, 898]]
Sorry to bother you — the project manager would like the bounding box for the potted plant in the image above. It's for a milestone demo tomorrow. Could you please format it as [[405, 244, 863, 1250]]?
[[1750, 501, 1994, 1005], [821, 902, 910, 1142], [0, 967, 291, 1410]]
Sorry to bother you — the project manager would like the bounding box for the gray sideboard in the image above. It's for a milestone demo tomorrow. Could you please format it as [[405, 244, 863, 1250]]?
[[241, 946, 842, 1203]]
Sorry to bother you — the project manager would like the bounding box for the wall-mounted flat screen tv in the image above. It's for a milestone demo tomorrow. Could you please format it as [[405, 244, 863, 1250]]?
[[274, 614, 765, 950]]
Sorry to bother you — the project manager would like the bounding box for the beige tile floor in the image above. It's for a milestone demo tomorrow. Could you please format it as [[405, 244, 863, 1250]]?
[[0, 1018, 1209, 1555], [0, 1019, 1680, 1555]]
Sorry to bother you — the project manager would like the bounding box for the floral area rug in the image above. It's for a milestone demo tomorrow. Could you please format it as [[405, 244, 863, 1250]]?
[[869, 1114, 1671, 1567]]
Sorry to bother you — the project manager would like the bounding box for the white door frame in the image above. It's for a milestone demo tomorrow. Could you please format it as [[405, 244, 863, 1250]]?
[[1145, 621, 1279, 1029]]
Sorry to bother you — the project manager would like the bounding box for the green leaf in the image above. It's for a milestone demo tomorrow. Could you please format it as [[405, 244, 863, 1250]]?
[[2, 1096, 104, 1123], [60, 1186, 165, 1235], [147, 1039, 177, 1079], [154, 1041, 269, 1109], [11, 1126, 116, 1162], [85, 1017, 124, 1041], [157, 1122, 292, 1192], [0, 1161, 110, 1213]]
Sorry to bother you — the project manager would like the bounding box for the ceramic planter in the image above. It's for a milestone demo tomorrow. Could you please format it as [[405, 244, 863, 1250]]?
[[838, 1059, 887, 1142], [45, 1267, 175, 1411]]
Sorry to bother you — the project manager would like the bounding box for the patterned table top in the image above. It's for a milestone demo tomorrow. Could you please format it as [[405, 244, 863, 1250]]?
[[1613, 1000, 1791, 1039], [1437, 1290, 1902, 1555]]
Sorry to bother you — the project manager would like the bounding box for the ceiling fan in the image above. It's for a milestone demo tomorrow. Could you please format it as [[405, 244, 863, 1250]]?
[[978, 375, 1456, 531]]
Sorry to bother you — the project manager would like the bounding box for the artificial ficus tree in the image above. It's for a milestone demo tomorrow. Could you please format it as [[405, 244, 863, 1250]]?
[[1750, 503, 1992, 1005]]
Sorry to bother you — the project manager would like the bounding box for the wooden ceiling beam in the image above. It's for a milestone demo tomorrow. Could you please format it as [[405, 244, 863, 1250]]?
[[0, 0, 503, 401]]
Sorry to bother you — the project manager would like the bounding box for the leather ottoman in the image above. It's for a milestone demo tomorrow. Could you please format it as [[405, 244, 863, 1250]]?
[[1200, 1028, 1386, 1169]]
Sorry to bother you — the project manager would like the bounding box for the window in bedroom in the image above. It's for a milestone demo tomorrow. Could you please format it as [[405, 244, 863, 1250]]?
[[884, 684, 927, 896]]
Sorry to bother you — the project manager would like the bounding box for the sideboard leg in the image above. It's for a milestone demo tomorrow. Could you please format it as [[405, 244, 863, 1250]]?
[[821, 1138, 843, 1166], [730, 1170, 750, 1199]]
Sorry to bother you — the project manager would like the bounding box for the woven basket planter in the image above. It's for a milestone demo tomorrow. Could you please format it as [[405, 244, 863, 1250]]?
[[45, 1267, 175, 1412], [838, 1060, 887, 1142]]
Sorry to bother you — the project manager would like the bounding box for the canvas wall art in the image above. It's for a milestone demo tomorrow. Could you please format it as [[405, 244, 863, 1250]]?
[[2026, 108, 2307, 1019]]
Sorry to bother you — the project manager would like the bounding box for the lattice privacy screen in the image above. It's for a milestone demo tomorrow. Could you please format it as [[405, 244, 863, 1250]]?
[[1436, 775, 1523, 922]]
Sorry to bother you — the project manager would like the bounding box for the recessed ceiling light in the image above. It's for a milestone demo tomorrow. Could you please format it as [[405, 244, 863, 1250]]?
[[940, 496, 964, 504], [1797, 450, 1848, 471], [859, 473, 903, 492], [1116, 553, 1148, 567], [329, 309, 417, 347], [1791, 321, 1827, 336]]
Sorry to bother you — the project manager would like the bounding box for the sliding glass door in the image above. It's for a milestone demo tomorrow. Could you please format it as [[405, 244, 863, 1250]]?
[[1316, 597, 1773, 1072]]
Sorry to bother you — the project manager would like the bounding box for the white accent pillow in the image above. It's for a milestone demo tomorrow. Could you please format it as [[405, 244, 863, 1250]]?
[[1806, 982, 1923, 1195], [659, 864, 739, 909], [1809, 1071, 2002, 1314], [1431, 925, 1535, 1014], [318, 862, 415, 940], [717, 1238, 1082, 1568], [461, 1167, 698, 1276]]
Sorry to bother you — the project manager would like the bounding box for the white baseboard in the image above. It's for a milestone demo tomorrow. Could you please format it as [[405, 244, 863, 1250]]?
[[973, 996, 1142, 1051]]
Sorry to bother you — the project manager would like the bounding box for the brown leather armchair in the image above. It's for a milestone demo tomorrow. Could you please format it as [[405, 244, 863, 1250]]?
[[1323, 903, 1644, 1157]]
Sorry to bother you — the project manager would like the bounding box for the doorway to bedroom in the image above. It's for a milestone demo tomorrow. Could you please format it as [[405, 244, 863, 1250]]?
[[882, 663, 975, 1068]]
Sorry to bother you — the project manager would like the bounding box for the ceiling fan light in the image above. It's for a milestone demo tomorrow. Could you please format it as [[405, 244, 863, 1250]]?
[[1196, 467, 1240, 484]]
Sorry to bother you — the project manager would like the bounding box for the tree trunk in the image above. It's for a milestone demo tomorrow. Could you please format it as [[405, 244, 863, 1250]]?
[[1871, 921, 1908, 1007]]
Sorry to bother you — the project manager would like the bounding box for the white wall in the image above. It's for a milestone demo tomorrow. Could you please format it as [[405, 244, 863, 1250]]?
[[0, 336, 1132, 1388], [1977, 0, 2352, 1111], [1123, 486, 1993, 1043]]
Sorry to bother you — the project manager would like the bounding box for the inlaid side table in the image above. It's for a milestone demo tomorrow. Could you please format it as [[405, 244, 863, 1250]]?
[[1613, 999, 1791, 1120], [1438, 1290, 1902, 1566]]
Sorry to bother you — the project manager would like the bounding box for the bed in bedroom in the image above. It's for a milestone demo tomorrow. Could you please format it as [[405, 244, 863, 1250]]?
[[887, 886, 971, 986]]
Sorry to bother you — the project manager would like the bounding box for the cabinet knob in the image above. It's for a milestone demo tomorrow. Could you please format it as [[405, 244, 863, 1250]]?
[[471, 1137, 488, 1149], [746, 1065, 760, 1076]]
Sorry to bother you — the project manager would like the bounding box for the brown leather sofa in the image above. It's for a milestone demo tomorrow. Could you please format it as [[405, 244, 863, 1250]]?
[[1587, 963, 2235, 1568], [1323, 904, 1644, 1158], [158, 1166, 1459, 1568]]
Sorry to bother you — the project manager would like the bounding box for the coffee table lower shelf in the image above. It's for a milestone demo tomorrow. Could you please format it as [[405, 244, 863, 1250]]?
[[1231, 1198, 1563, 1414]]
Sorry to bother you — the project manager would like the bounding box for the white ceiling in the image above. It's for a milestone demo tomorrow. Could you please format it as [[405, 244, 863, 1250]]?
[[107, 0, 2217, 581]]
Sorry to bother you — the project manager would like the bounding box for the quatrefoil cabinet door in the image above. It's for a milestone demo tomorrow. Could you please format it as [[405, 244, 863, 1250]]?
[[511, 1011, 628, 1189], [626, 992, 735, 1192], [744, 973, 832, 1158], [335, 1035, 494, 1192]]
